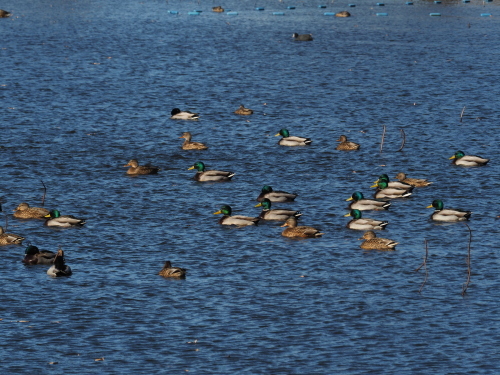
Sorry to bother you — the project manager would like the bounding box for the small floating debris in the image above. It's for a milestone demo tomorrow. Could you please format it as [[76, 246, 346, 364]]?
[[95, 357, 105, 362], [349, 4, 356, 7], [434, 1, 441, 3], [193, 10, 202, 13], [376, 12, 388, 16], [406, 2, 413, 5], [287, 6, 296, 9], [430, 12, 441, 16], [462, 0, 470, 2], [168, 10, 179, 14], [318, 5, 327, 8], [376, 3, 385, 6], [273, 11, 285, 15], [256, 7, 265, 10]]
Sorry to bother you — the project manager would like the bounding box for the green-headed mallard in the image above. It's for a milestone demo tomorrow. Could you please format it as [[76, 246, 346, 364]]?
[[347, 192, 390, 211], [374, 174, 412, 190], [280, 216, 323, 238], [47, 249, 72, 277], [371, 181, 413, 199], [359, 231, 398, 250], [179, 132, 208, 150], [395, 173, 432, 187], [449, 150, 489, 167], [170, 108, 199, 120], [212, 6, 224, 12], [275, 129, 312, 146], [44, 210, 86, 228], [256, 185, 297, 203], [214, 205, 260, 226], [158, 261, 187, 278], [0, 226, 25, 245], [336, 135, 360, 151], [13, 202, 50, 219], [23, 245, 56, 265], [189, 161, 234, 182], [292, 33, 313, 41], [426, 199, 471, 222], [255, 198, 302, 221], [344, 209, 388, 230], [234, 105, 253, 115], [123, 159, 160, 175]]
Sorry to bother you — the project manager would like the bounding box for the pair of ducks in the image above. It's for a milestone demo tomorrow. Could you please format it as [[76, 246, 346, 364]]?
[[23, 246, 72, 277], [170, 105, 253, 120], [275, 130, 361, 150], [12, 203, 85, 228]]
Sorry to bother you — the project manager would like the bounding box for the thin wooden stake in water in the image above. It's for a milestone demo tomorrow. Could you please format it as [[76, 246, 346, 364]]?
[[380, 125, 386, 153], [397, 129, 406, 152], [41, 180, 47, 207], [462, 223, 472, 296], [460, 106, 466, 123], [415, 239, 429, 293]]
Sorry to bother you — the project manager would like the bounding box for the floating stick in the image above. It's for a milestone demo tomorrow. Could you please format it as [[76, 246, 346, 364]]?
[[460, 106, 466, 123], [461, 223, 472, 296], [415, 239, 429, 293], [380, 125, 386, 153], [41, 180, 47, 207], [397, 128, 406, 152]]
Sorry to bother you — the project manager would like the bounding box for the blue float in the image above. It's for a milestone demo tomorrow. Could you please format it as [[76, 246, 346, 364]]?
[[377, 3, 385, 6], [227, 11, 238, 15], [406, 2, 413, 4], [376, 12, 388, 16], [434, 1, 441, 3], [273, 12, 285, 15], [188, 11, 200, 15], [256, 7, 265, 10], [194, 10, 202, 12], [287, 6, 296, 9], [430, 12, 441, 16], [318, 5, 327, 8], [481, 13, 492, 16]]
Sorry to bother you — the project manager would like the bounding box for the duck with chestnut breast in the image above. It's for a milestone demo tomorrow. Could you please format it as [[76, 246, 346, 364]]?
[[449, 150, 489, 167], [281, 216, 323, 238], [47, 249, 72, 277], [44, 210, 86, 228], [123, 159, 160, 175], [234, 105, 253, 115], [359, 231, 398, 250], [395, 173, 432, 187], [346, 192, 390, 211], [189, 162, 234, 182], [344, 209, 388, 230], [255, 198, 302, 221], [292, 33, 313, 41], [256, 185, 297, 203], [179, 132, 208, 150], [13, 202, 50, 219], [214, 205, 260, 226], [170, 108, 199, 120], [371, 181, 413, 199], [158, 261, 187, 278], [336, 135, 360, 151], [426, 199, 471, 222], [23, 245, 56, 265], [373, 174, 412, 190], [275, 129, 312, 146], [0, 226, 25, 245]]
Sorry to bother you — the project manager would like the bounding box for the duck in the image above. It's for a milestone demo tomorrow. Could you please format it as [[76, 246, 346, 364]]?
[[449, 150, 489, 166], [170, 108, 199, 120], [47, 249, 72, 277], [0, 226, 25, 245], [13, 202, 50, 219], [395, 172, 432, 187], [255, 198, 302, 221], [158, 261, 187, 278], [359, 231, 398, 250], [335, 11, 351, 17], [371, 181, 413, 199], [234, 104, 253, 115], [123, 159, 160, 175], [213, 205, 260, 226], [426, 199, 471, 222], [0, 9, 11, 17], [256, 185, 298, 203], [22, 245, 56, 265], [179, 132, 208, 150], [374, 174, 412, 190], [336, 135, 360, 150], [44, 210, 86, 228], [212, 6, 224, 12], [188, 162, 234, 182], [344, 209, 388, 230], [275, 129, 312, 146], [346, 192, 390, 211], [280, 216, 323, 238], [292, 33, 313, 41]]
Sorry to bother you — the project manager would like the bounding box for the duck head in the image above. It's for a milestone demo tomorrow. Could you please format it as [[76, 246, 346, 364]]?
[[347, 192, 364, 202], [45, 210, 61, 219], [275, 129, 290, 137], [214, 205, 232, 216], [171, 108, 181, 116], [370, 181, 388, 189], [450, 151, 465, 160], [426, 199, 444, 210], [344, 209, 362, 219], [25, 245, 40, 256], [281, 216, 298, 228], [188, 162, 205, 172], [255, 198, 271, 210]]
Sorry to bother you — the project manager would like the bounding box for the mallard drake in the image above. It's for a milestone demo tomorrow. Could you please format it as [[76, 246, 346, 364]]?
[[158, 261, 187, 278], [449, 150, 489, 166], [23, 245, 55, 265], [275, 129, 312, 146], [336, 135, 360, 150], [123, 159, 160, 175], [255, 198, 302, 221], [426, 199, 471, 222], [346, 192, 390, 211], [280, 216, 323, 238], [359, 231, 398, 250], [344, 209, 388, 230], [179, 132, 208, 150], [234, 104, 253, 115], [212, 6, 224, 12], [47, 249, 72, 277], [13, 202, 50, 219], [371, 181, 413, 199], [170, 108, 199, 120], [213, 205, 260, 226], [188, 161, 234, 182], [292, 33, 313, 41], [44, 210, 86, 228], [374, 174, 412, 190], [256, 185, 297, 203], [0, 9, 11, 17], [0, 226, 25, 245], [395, 172, 432, 187]]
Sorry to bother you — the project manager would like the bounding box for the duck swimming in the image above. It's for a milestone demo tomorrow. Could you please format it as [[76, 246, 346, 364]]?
[[23, 245, 56, 265], [158, 261, 187, 278], [359, 231, 398, 250], [13, 203, 50, 219], [234, 105, 253, 115], [426, 199, 471, 222], [123, 159, 160, 175], [344, 209, 388, 230], [44, 210, 86, 228], [47, 249, 72, 277], [371, 181, 413, 199], [214, 205, 260, 226], [255, 198, 302, 221], [0, 226, 25, 245], [188, 162, 234, 182], [449, 150, 489, 167], [374, 174, 412, 190], [256, 185, 298, 203], [280, 216, 323, 238], [179, 132, 208, 150], [170, 108, 199, 120], [292, 33, 313, 41], [346, 192, 390, 211], [336, 135, 360, 150], [275, 129, 312, 146], [394, 173, 432, 187]]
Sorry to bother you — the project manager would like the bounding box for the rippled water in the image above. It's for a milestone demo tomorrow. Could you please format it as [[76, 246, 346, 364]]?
[[1, 0, 499, 373]]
